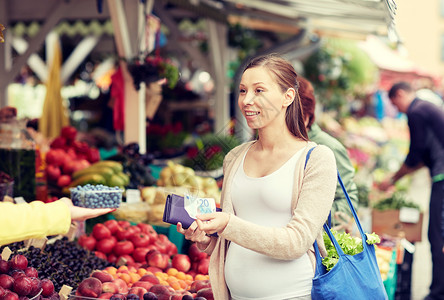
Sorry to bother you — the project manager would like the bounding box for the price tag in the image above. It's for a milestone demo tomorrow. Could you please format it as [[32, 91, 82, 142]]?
[[126, 189, 141, 204], [24, 238, 48, 250], [1, 247, 12, 261], [14, 197, 26, 204], [59, 285, 72, 300], [116, 256, 127, 267], [399, 207, 420, 223], [65, 223, 78, 241], [3, 195, 13, 202]]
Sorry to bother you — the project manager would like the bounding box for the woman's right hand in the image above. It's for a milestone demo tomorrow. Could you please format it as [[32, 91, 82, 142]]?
[[176, 221, 211, 245]]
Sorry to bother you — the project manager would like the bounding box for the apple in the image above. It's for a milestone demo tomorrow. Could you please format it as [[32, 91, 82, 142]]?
[[24, 267, 38, 278], [111, 278, 128, 294], [40, 279, 54, 297], [101, 282, 119, 294], [45, 149, 64, 166], [72, 159, 90, 173], [61, 126, 77, 142], [0, 260, 10, 274], [171, 254, 191, 273], [146, 250, 169, 270], [91, 270, 113, 283], [87, 148, 100, 164], [166, 242, 178, 257], [77, 277, 102, 298], [128, 287, 147, 299], [13, 276, 32, 296], [62, 160, 76, 175], [0, 274, 14, 290], [50, 136, 67, 149]]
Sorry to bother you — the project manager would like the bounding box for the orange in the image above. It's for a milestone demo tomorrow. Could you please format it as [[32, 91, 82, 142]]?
[[104, 266, 117, 275], [130, 272, 141, 283], [185, 274, 193, 281], [178, 279, 188, 289], [118, 265, 129, 274], [118, 273, 131, 285], [137, 268, 148, 277], [169, 280, 181, 291], [194, 274, 206, 281], [159, 279, 169, 286]]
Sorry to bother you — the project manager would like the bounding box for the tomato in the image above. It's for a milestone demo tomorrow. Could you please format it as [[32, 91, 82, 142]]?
[[107, 253, 117, 264], [157, 234, 169, 244], [92, 223, 112, 240], [94, 251, 107, 260], [117, 254, 135, 265], [96, 237, 117, 254], [117, 220, 131, 229], [104, 219, 121, 234], [115, 227, 134, 241], [137, 223, 158, 242], [130, 233, 150, 248], [78, 235, 96, 251], [113, 241, 135, 256], [131, 225, 142, 234], [61, 126, 77, 141], [166, 242, 178, 256], [132, 247, 150, 263], [153, 239, 168, 254]]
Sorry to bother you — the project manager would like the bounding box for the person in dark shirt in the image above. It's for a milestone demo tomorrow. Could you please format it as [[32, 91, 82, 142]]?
[[380, 81, 444, 300]]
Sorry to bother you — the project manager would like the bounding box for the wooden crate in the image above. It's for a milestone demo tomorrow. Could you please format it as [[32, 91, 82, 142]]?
[[371, 209, 423, 242]]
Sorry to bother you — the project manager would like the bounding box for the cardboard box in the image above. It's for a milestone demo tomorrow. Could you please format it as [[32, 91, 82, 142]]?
[[371, 209, 424, 242]]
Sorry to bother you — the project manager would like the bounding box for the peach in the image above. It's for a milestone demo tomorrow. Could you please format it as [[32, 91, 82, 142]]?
[[139, 274, 160, 285], [111, 278, 128, 294], [102, 282, 119, 294], [128, 286, 147, 299], [131, 281, 154, 291], [92, 270, 114, 283], [77, 277, 103, 298], [98, 292, 113, 299], [196, 287, 214, 300]]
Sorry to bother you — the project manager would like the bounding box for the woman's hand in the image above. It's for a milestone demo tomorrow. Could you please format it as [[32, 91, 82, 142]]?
[[60, 198, 116, 222], [196, 212, 230, 235], [176, 221, 211, 244]]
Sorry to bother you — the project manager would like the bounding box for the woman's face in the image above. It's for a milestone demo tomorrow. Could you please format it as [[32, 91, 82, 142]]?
[[238, 66, 294, 130]]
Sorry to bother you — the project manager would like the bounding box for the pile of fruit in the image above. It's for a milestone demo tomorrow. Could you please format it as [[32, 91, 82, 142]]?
[[71, 184, 123, 208], [1, 238, 113, 291], [74, 265, 213, 300], [45, 126, 101, 190], [0, 254, 58, 300]]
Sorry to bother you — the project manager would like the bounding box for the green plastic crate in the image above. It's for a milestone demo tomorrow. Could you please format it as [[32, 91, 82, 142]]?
[[383, 250, 398, 300]]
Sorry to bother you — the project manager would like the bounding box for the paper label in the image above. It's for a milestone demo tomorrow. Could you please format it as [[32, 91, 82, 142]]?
[[24, 238, 47, 250], [59, 285, 72, 300], [126, 189, 141, 204], [184, 193, 216, 219], [401, 238, 416, 254], [1, 247, 12, 261], [399, 207, 420, 223], [14, 197, 26, 204]]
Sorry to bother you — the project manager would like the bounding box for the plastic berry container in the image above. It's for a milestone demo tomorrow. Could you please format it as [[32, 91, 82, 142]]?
[[70, 184, 123, 208]]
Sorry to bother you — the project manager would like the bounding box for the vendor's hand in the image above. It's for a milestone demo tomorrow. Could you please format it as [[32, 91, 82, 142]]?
[[176, 221, 211, 244], [196, 212, 230, 235], [60, 198, 116, 222], [378, 178, 394, 191]]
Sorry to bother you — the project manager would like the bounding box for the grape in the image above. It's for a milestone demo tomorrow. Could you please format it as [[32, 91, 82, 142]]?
[[70, 184, 122, 208], [126, 294, 140, 300]]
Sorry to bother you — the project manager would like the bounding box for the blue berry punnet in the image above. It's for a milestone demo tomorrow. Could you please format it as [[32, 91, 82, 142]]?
[[70, 184, 123, 208]]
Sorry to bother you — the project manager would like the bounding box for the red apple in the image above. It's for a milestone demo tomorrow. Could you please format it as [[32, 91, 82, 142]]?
[[0, 274, 14, 290], [188, 243, 208, 262], [62, 160, 76, 175], [87, 148, 100, 164], [189, 280, 211, 293], [77, 277, 102, 298], [166, 242, 178, 257], [171, 254, 191, 273], [40, 279, 54, 297], [72, 159, 90, 173], [111, 278, 128, 294], [13, 276, 32, 296], [61, 126, 77, 142], [91, 270, 113, 283], [196, 287, 214, 300], [146, 250, 169, 270], [10, 271, 25, 280]]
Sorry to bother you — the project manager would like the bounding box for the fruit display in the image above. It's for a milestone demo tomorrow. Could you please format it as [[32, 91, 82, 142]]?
[[375, 246, 394, 281], [45, 126, 102, 192], [0, 238, 113, 292], [68, 161, 129, 191], [71, 184, 123, 208], [0, 253, 59, 300], [73, 264, 213, 300]]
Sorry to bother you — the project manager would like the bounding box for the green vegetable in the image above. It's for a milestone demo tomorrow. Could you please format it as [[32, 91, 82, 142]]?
[[373, 191, 420, 211], [322, 230, 380, 271]]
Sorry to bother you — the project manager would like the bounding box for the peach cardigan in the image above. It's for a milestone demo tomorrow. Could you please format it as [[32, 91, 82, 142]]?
[[199, 141, 337, 299]]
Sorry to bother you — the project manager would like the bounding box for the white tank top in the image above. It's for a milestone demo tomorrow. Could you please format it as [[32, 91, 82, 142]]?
[[225, 145, 313, 300]]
